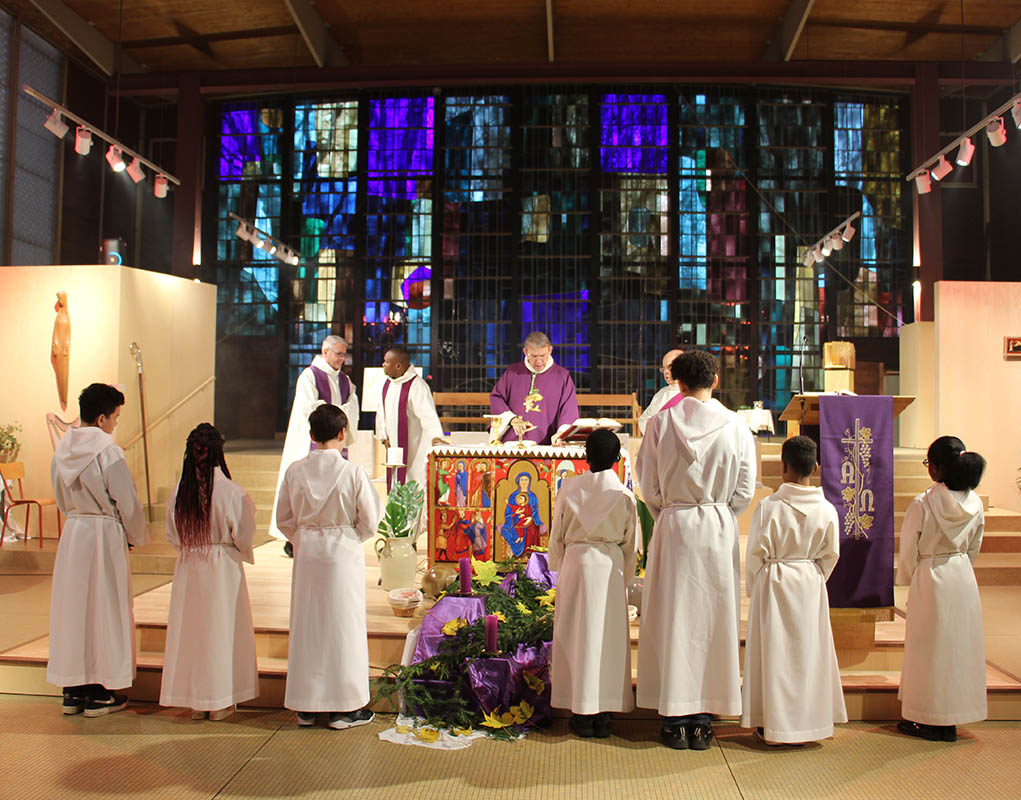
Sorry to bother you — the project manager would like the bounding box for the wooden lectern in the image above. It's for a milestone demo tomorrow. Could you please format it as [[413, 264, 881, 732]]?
[[780, 394, 915, 437]]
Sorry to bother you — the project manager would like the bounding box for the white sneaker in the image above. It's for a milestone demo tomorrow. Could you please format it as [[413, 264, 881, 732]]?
[[209, 706, 235, 721]]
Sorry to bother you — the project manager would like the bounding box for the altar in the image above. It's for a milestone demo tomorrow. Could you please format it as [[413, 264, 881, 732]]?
[[426, 443, 631, 565]]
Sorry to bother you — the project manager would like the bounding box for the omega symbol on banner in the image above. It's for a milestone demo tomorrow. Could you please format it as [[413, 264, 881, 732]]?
[[839, 417, 875, 540]]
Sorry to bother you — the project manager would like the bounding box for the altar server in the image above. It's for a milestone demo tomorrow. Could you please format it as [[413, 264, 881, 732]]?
[[549, 429, 637, 738], [490, 331, 580, 445], [277, 404, 382, 729], [270, 335, 360, 550], [635, 350, 756, 750], [637, 348, 683, 436], [160, 423, 258, 721], [48, 383, 147, 717], [897, 436, 987, 743], [741, 435, 846, 745], [375, 345, 445, 494]]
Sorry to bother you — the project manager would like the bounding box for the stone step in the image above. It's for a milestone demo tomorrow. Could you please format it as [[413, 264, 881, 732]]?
[[221, 452, 283, 471]]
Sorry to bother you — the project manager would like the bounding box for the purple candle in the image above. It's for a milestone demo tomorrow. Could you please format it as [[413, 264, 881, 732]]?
[[485, 614, 498, 652], [459, 557, 472, 595]]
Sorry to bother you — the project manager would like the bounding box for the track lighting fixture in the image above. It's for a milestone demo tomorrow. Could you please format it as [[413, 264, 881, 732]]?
[[986, 117, 1007, 147], [812, 247, 825, 264], [229, 212, 301, 267], [74, 127, 92, 155], [126, 157, 145, 183], [954, 137, 974, 167], [907, 91, 1021, 195], [829, 235, 844, 251], [821, 239, 833, 257], [23, 85, 179, 198], [841, 222, 856, 242], [44, 109, 69, 138], [804, 212, 860, 267], [105, 145, 126, 172]]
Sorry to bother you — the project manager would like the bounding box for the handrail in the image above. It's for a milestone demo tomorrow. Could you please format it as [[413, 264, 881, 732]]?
[[122, 376, 216, 450]]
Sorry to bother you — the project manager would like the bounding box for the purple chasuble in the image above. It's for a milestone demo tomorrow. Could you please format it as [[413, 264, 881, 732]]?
[[309, 364, 351, 457], [489, 363, 579, 445], [382, 377, 414, 491]]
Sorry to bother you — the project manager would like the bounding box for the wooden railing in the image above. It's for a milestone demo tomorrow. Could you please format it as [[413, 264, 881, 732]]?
[[433, 391, 643, 436]]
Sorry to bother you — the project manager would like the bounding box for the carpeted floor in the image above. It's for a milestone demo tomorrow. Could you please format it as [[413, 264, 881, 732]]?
[[1, 695, 1017, 800]]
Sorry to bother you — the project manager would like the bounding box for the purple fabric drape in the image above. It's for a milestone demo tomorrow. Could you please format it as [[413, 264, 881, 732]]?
[[412, 595, 487, 663], [820, 395, 894, 607]]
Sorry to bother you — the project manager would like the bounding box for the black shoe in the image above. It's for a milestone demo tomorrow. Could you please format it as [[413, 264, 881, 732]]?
[[297, 712, 316, 727], [61, 690, 86, 715], [283, 541, 293, 558], [328, 708, 374, 730], [689, 722, 714, 750], [897, 721, 941, 741], [941, 725, 957, 742], [83, 693, 128, 717], [592, 712, 612, 739], [569, 714, 596, 738], [660, 723, 689, 750]]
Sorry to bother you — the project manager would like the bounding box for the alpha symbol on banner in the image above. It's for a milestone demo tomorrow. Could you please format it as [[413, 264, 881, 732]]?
[[839, 417, 875, 540]]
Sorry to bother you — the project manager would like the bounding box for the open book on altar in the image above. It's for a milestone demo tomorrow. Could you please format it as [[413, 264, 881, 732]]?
[[552, 417, 623, 444]]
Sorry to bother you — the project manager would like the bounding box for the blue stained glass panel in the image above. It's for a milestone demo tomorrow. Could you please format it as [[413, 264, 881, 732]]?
[[367, 97, 434, 199], [600, 94, 668, 173]]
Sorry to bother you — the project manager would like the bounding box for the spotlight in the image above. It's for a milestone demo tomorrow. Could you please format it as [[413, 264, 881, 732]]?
[[812, 247, 825, 263], [802, 249, 814, 267], [250, 232, 263, 249], [986, 117, 1007, 147], [1012, 100, 1021, 130], [841, 222, 856, 242], [126, 157, 145, 183], [830, 234, 844, 251], [74, 127, 92, 155], [289, 252, 300, 266], [930, 155, 952, 181], [955, 137, 975, 167], [43, 109, 68, 138], [105, 145, 126, 172], [915, 170, 932, 194], [235, 221, 250, 241], [154, 174, 168, 198], [266, 241, 277, 255], [821, 239, 833, 257]]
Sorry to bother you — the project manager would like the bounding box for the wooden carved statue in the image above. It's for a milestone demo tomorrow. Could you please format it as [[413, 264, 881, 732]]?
[[51, 291, 70, 411]]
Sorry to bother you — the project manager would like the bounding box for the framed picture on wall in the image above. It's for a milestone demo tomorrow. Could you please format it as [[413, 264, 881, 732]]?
[[1005, 337, 1021, 358]]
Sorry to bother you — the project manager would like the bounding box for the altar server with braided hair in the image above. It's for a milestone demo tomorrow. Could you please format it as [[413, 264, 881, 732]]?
[[160, 423, 258, 720]]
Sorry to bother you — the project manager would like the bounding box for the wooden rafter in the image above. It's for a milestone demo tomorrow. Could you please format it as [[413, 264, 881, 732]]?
[[28, 0, 144, 75], [283, 0, 348, 68], [763, 0, 815, 62]]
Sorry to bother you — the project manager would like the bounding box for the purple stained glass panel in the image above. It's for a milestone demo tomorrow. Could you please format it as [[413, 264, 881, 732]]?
[[367, 97, 435, 199], [220, 109, 261, 179], [600, 94, 668, 174]]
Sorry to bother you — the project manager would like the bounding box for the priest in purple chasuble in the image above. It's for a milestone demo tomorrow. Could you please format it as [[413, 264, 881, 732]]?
[[489, 331, 580, 445], [374, 345, 445, 501], [270, 335, 359, 543]]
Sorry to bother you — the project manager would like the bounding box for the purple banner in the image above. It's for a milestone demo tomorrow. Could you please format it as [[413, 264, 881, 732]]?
[[820, 395, 894, 607]]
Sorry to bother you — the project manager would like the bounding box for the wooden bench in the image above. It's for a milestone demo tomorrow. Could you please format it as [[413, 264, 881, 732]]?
[[433, 392, 643, 436]]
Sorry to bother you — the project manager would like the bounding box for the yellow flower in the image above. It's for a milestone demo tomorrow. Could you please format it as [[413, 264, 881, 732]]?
[[522, 670, 545, 695], [538, 588, 557, 608], [442, 617, 468, 636], [515, 602, 532, 616], [471, 557, 501, 586], [510, 700, 534, 725], [415, 727, 440, 743], [494, 611, 507, 622], [480, 709, 515, 729], [451, 726, 473, 737], [395, 723, 412, 734]]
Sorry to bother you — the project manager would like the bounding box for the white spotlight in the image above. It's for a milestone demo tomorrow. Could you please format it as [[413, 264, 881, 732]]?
[[830, 234, 844, 251], [915, 170, 932, 194], [43, 109, 69, 138], [154, 174, 168, 198], [841, 222, 856, 242], [74, 127, 92, 155], [1012, 99, 1021, 130], [105, 145, 126, 172], [821, 239, 833, 257], [986, 117, 1007, 147], [235, 221, 250, 241], [930, 155, 952, 181], [126, 157, 145, 183], [955, 137, 975, 167], [812, 247, 825, 263], [289, 252, 300, 265], [802, 249, 814, 267], [266, 241, 277, 255]]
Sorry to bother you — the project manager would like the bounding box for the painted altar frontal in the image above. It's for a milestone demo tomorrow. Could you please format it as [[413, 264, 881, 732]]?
[[427, 443, 631, 565]]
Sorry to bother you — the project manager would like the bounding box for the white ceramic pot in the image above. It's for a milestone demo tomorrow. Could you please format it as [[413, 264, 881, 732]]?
[[376, 537, 417, 591]]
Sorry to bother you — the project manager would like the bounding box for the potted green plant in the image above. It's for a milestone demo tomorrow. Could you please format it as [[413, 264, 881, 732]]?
[[375, 479, 425, 591], [0, 422, 21, 463]]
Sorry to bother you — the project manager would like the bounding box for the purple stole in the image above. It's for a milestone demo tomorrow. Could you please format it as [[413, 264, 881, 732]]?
[[382, 377, 413, 491], [309, 364, 351, 457]]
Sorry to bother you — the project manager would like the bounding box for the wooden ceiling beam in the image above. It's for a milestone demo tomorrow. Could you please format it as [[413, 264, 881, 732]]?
[[808, 18, 1002, 37], [283, 0, 348, 68], [979, 17, 1021, 63], [546, 0, 555, 63], [28, 0, 144, 75], [122, 26, 296, 50], [764, 0, 815, 62]]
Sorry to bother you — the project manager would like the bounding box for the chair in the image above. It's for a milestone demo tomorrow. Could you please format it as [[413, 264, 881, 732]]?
[[0, 462, 61, 548]]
